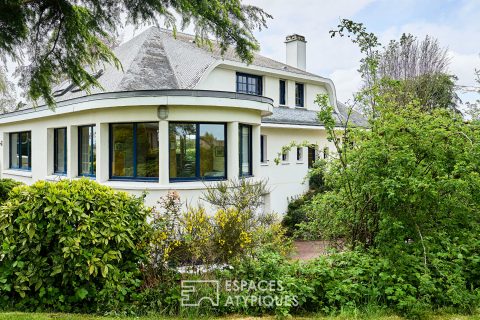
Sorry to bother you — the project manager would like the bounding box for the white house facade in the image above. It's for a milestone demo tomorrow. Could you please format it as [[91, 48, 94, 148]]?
[[0, 28, 364, 213]]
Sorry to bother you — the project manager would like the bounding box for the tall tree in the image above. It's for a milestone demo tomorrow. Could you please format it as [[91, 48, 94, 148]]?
[[331, 20, 459, 113], [0, 67, 20, 114], [378, 34, 449, 80], [465, 68, 480, 121], [0, 0, 271, 108], [378, 34, 459, 111]]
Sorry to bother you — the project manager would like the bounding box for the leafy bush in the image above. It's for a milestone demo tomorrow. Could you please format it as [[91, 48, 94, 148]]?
[[148, 181, 292, 273], [308, 159, 328, 191], [219, 248, 480, 317], [0, 178, 23, 204], [282, 193, 311, 237], [0, 179, 151, 312]]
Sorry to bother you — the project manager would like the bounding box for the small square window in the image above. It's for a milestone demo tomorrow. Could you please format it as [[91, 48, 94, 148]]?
[[236, 73, 262, 95], [282, 151, 289, 162]]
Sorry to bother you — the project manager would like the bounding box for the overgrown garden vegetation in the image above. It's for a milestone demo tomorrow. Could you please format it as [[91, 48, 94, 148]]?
[[0, 19, 479, 319]]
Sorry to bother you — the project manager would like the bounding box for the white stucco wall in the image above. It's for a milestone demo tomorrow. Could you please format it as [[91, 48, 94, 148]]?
[[0, 101, 264, 209], [0, 61, 340, 214], [197, 66, 329, 110], [258, 126, 334, 213]]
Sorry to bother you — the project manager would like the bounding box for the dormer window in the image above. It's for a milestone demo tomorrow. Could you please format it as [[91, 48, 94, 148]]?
[[236, 72, 262, 95]]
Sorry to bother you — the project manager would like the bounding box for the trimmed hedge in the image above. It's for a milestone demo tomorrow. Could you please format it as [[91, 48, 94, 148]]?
[[0, 178, 23, 204], [0, 179, 151, 312]]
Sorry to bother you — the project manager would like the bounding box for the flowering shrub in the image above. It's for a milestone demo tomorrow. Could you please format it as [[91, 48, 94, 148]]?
[[213, 208, 252, 261], [149, 185, 292, 269]]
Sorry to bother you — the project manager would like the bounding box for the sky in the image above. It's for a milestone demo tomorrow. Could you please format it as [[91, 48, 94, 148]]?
[[236, 0, 480, 104], [7, 0, 480, 106]]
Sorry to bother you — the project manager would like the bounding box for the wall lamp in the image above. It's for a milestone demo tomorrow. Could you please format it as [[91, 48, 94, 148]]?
[[157, 105, 169, 120]]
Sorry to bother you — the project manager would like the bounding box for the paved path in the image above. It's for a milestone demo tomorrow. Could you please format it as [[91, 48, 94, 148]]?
[[291, 240, 331, 261]]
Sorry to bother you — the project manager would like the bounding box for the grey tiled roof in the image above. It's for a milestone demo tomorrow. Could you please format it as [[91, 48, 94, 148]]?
[[335, 102, 369, 127], [41, 27, 369, 128], [51, 27, 328, 101], [262, 103, 367, 127]]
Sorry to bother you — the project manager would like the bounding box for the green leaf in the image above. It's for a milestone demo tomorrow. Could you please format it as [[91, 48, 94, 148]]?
[[89, 264, 95, 275], [76, 288, 89, 300], [101, 265, 108, 278]]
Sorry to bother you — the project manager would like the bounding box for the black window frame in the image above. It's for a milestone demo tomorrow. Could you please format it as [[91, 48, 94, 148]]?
[[308, 145, 317, 169], [279, 79, 286, 105], [295, 82, 305, 107], [239, 124, 253, 177], [297, 147, 303, 162], [109, 122, 159, 181], [169, 122, 227, 182], [78, 125, 96, 177], [260, 134, 267, 163], [54, 127, 67, 175], [236, 72, 263, 95], [9, 131, 31, 170]]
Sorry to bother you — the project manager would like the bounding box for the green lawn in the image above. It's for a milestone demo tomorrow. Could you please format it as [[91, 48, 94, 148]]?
[[0, 313, 479, 320]]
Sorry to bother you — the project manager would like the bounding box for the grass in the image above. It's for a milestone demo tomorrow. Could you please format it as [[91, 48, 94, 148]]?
[[0, 312, 479, 320]]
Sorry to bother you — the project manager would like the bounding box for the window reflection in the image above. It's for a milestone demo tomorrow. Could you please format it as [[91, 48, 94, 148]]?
[[54, 128, 67, 174], [169, 123, 226, 180], [200, 124, 225, 178], [79, 125, 96, 176], [110, 122, 159, 179], [239, 124, 252, 176], [9, 131, 31, 170], [136, 123, 159, 178]]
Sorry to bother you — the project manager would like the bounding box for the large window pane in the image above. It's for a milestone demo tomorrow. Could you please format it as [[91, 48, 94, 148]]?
[[111, 123, 134, 177], [20, 132, 30, 169], [169, 124, 196, 179], [136, 123, 159, 178], [200, 124, 225, 178], [54, 128, 67, 174], [10, 133, 18, 168], [110, 122, 159, 179], [169, 123, 227, 181], [79, 125, 96, 176], [239, 124, 252, 176], [10, 131, 31, 170]]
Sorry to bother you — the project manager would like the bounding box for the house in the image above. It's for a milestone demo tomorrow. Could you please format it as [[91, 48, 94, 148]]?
[[0, 28, 364, 213]]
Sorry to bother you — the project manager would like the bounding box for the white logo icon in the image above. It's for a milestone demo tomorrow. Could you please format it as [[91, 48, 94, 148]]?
[[181, 280, 220, 307]]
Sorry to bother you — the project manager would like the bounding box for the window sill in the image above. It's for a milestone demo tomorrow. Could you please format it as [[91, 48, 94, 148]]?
[[46, 174, 69, 181], [296, 161, 304, 165], [260, 162, 269, 166], [104, 180, 226, 191], [281, 162, 290, 165], [3, 169, 32, 178]]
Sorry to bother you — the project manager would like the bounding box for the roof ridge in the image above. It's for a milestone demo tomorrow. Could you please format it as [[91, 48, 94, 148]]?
[[116, 27, 157, 81], [155, 29, 181, 88]]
